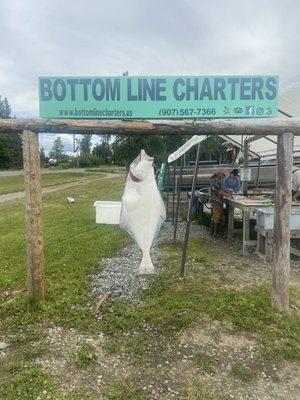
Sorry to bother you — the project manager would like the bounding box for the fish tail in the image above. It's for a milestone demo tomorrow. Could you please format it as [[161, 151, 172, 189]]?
[[138, 251, 156, 275]]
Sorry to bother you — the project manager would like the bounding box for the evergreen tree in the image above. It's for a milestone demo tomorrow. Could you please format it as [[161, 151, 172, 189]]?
[[79, 134, 92, 154], [49, 136, 65, 163], [40, 147, 47, 167], [93, 140, 112, 163], [0, 96, 23, 168]]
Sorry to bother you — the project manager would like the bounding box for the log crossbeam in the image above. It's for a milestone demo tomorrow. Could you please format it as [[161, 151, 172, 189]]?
[[0, 117, 300, 135]]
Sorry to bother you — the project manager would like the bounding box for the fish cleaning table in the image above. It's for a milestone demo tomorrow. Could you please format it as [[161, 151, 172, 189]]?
[[227, 196, 275, 254], [227, 196, 300, 254]]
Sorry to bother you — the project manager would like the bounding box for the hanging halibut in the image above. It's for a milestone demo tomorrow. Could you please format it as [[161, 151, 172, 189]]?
[[120, 150, 166, 275]]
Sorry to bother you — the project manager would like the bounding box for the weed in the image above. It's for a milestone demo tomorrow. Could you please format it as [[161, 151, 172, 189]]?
[[195, 352, 217, 373], [69, 342, 97, 369], [232, 363, 256, 382], [106, 379, 147, 400]]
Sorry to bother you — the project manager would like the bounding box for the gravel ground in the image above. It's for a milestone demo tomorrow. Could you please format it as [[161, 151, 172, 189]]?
[[90, 221, 205, 304]]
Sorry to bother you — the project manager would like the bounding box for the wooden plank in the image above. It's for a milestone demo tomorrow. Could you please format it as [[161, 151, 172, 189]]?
[[242, 211, 251, 253], [1, 117, 300, 135], [265, 238, 273, 261], [290, 246, 300, 257], [227, 204, 234, 242], [272, 132, 294, 312], [23, 130, 45, 301]]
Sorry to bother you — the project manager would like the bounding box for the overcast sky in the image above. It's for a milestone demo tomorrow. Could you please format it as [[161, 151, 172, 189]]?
[[1, 0, 300, 153]]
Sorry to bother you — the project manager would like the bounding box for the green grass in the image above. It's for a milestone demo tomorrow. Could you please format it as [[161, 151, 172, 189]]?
[[0, 174, 299, 398], [0, 343, 56, 400], [0, 365, 58, 400], [106, 379, 147, 400], [100, 241, 300, 365], [0, 176, 129, 333], [0, 171, 106, 195], [180, 381, 232, 400]]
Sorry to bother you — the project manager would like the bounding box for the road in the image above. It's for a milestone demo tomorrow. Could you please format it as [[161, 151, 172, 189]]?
[[0, 168, 95, 177], [0, 173, 123, 203]]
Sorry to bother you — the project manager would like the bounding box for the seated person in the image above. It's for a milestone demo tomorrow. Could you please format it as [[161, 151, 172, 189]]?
[[223, 169, 241, 193]]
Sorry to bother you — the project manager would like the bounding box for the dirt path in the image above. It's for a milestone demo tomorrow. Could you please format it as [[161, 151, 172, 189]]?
[[0, 168, 90, 177], [0, 173, 123, 203]]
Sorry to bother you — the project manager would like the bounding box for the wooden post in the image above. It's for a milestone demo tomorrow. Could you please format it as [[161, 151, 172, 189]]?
[[272, 132, 294, 312], [227, 204, 234, 243], [23, 130, 45, 301], [242, 211, 251, 253]]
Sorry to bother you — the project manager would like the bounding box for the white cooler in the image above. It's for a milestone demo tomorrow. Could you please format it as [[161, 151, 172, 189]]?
[[256, 208, 300, 230], [94, 201, 121, 224]]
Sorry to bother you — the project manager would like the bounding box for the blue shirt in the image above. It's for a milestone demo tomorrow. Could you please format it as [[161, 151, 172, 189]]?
[[223, 176, 241, 193]]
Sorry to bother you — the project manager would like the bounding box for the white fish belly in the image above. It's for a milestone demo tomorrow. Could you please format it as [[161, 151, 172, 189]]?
[[120, 182, 165, 253]]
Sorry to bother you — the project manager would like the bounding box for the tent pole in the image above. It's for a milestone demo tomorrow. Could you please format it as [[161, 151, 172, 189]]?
[[166, 167, 170, 221], [256, 156, 261, 188], [173, 156, 184, 242], [180, 143, 201, 277], [242, 140, 249, 196]]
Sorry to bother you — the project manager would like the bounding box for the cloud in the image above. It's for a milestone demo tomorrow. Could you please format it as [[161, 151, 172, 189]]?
[[0, 0, 299, 116]]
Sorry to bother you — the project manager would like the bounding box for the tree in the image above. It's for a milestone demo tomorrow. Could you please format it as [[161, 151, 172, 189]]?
[[111, 134, 189, 168], [0, 96, 23, 169], [49, 136, 65, 163], [93, 140, 112, 163], [40, 147, 47, 167], [79, 134, 92, 154]]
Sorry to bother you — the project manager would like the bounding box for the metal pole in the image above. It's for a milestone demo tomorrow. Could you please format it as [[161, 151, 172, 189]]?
[[172, 161, 176, 225], [166, 167, 170, 221], [180, 143, 201, 277], [173, 156, 184, 242], [256, 156, 261, 188], [242, 140, 249, 196]]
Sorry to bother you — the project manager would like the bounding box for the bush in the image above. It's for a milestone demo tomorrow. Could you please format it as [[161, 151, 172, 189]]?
[[77, 154, 104, 168]]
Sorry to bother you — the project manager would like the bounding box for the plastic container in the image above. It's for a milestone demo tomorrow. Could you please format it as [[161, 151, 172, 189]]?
[[256, 208, 300, 229], [94, 201, 121, 224]]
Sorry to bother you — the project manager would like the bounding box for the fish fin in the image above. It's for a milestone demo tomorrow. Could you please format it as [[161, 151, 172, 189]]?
[[138, 252, 156, 275]]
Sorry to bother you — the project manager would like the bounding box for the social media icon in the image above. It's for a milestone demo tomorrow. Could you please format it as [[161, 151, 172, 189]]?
[[266, 107, 272, 115], [245, 106, 254, 116], [256, 107, 264, 115]]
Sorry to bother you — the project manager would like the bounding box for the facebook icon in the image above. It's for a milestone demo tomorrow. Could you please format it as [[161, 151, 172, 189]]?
[[245, 106, 254, 116]]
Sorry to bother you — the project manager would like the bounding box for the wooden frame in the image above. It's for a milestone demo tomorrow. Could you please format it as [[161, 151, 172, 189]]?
[[1, 118, 299, 312]]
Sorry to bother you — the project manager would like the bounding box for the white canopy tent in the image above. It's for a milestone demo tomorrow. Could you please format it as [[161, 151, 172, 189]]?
[[168, 79, 300, 163]]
